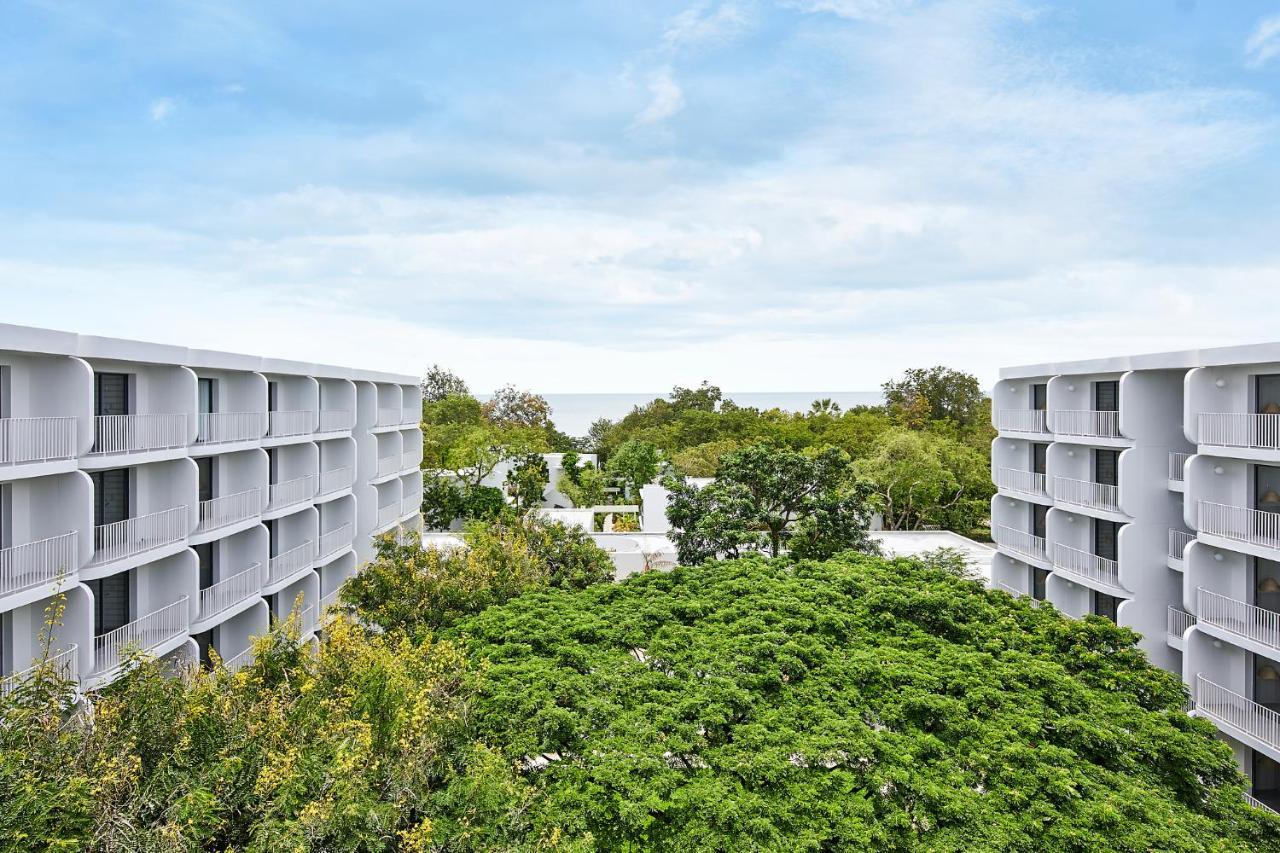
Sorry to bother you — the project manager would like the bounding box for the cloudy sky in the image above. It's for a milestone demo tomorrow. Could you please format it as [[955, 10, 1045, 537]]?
[[2, 1, 1278, 392]]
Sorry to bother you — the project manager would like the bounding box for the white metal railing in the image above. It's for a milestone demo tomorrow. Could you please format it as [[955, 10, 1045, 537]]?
[[995, 409, 1048, 433], [267, 540, 315, 585], [89, 506, 187, 566], [995, 581, 1022, 596], [401, 407, 418, 426], [376, 407, 400, 427], [1167, 606, 1196, 641], [198, 562, 263, 621], [0, 531, 78, 599], [268, 474, 315, 511], [320, 587, 340, 615], [402, 450, 419, 471], [1052, 543, 1123, 590], [377, 503, 399, 529], [1244, 792, 1280, 816], [1196, 674, 1280, 752], [318, 466, 352, 496], [223, 644, 254, 673], [376, 455, 400, 478], [1168, 451, 1190, 481], [995, 467, 1046, 497], [318, 523, 352, 559], [93, 598, 189, 675], [317, 410, 351, 433], [402, 495, 418, 517], [267, 410, 314, 438], [0, 644, 79, 697], [197, 487, 261, 533], [0, 416, 77, 465], [1053, 476, 1120, 513], [992, 524, 1047, 562], [89, 413, 187, 455], [1198, 501, 1280, 551], [196, 412, 263, 445], [299, 604, 318, 635], [1053, 409, 1122, 439], [1168, 528, 1195, 561], [1198, 587, 1280, 652], [1200, 413, 1280, 451]]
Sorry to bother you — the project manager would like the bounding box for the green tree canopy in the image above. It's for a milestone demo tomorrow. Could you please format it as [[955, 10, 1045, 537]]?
[[420, 364, 471, 403], [605, 438, 663, 499], [882, 365, 986, 428]]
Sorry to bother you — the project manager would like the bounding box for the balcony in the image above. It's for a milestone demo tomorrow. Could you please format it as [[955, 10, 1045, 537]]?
[[1167, 606, 1195, 649], [402, 450, 419, 472], [93, 597, 189, 677], [994, 467, 1047, 499], [1199, 413, 1280, 452], [1245, 792, 1280, 817], [376, 502, 399, 530], [267, 474, 315, 513], [1168, 528, 1195, 565], [1196, 675, 1280, 755], [267, 541, 315, 586], [195, 412, 263, 446], [88, 506, 188, 568], [1197, 587, 1280, 654], [318, 523, 352, 561], [0, 644, 79, 697], [317, 410, 351, 434], [991, 524, 1047, 563], [88, 413, 187, 456], [376, 455, 400, 479], [223, 644, 255, 673], [1051, 543, 1123, 591], [267, 410, 314, 439], [401, 495, 418, 517], [319, 587, 341, 615], [376, 408, 401, 428], [317, 466, 352, 497], [1053, 476, 1120, 514], [1169, 451, 1190, 483], [0, 532, 78, 603], [994, 410, 1048, 435], [197, 562, 263, 623], [1198, 501, 1280, 555], [401, 407, 419, 426], [196, 487, 261, 534], [0, 416, 77, 468], [1052, 410, 1121, 440]]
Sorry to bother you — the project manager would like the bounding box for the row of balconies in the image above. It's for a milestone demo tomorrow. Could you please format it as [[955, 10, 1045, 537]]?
[[998, 408, 1280, 454]]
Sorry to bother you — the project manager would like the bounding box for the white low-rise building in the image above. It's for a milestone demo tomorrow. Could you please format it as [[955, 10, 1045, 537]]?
[[0, 322, 422, 691], [991, 341, 1280, 812]]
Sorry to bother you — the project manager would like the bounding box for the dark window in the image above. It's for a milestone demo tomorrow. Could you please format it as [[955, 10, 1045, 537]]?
[[198, 377, 215, 415], [1256, 653, 1280, 710], [1032, 504, 1048, 539], [90, 469, 129, 526], [1092, 591, 1120, 623], [88, 572, 130, 635], [1258, 558, 1280, 613], [192, 629, 213, 670], [265, 518, 278, 558], [195, 542, 215, 589], [196, 456, 215, 504], [266, 447, 278, 484], [1095, 449, 1119, 487], [267, 380, 279, 413], [1257, 465, 1280, 514], [1094, 380, 1119, 412], [1032, 383, 1047, 411], [1032, 443, 1048, 475], [1254, 751, 1280, 811], [1258, 375, 1280, 416], [1032, 567, 1049, 601], [93, 372, 129, 417], [0, 611, 7, 675], [1094, 519, 1120, 561]]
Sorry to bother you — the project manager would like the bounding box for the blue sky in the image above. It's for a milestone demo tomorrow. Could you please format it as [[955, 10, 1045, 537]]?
[[1, 1, 1279, 392]]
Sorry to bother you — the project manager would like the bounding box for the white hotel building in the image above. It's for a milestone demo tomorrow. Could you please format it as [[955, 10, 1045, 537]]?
[[0, 323, 423, 693], [990, 342, 1280, 812]]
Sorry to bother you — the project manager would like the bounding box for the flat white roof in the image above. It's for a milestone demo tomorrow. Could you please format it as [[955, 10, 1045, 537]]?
[[0, 321, 416, 384], [1000, 340, 1280, 380], [871, 530, 994, 581]]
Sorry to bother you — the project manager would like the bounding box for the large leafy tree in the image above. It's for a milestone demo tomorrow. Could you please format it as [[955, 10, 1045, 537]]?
[[504, 452, 549, 510], [483, 385, 552, 429], [420, 364, 471, 403], [856, 427, 992, 531], [882, 365, 986, 428], [605, 438, 663, 500]]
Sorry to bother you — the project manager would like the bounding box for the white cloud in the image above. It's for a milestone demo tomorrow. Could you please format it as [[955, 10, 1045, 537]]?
[[1245, 14, 1280, 68], [633, 66, 685, 125], [663, 2, 751, 49], [149, 97, 176, 122], [785, 0, 917, 22]]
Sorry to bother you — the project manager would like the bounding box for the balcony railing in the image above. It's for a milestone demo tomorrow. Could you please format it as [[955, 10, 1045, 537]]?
[[1168, 451, 1191, 481], [401, 407, 419, 426], [89, 506, 188, 567], [196, 412, 263, 445], [1196, 674, 1280, 753], [318, 466, 352, 496], [1199, 413, 1280, 451], [268, 474, 315, 512], [94, 598, 189, 675], [0, 531, 78, 600], [318, 523, 352, 560], [197, 487, 261, 534], [376, 408, 401, 427], [0, 644, 79, 697], [267, 410, 314, 438], [1167, 606, 1196, 642], [377, 503, 399, 529], [994, 581, 1022, 596], [376, 455, 400, 478], [268, 540, 315, 585], [1052, 543, 1122, 590], [320, 587, 341, 615], [89, 413, 187, 455], [223, 644, 255, 673], [995, 467, 1046, 498], [299, 604, 318, 636], [198, 562, 263, 622], [1052, 409, 1122, 439], [1198, 501, 1280, 551], [1053, 476, 1120, 513], [317, 410, 351, 433], [1168, 528, 1195, 561], [1198, 587, 1280, 653], [994, 410, 1048, 434], [1244, 792, 1280, 817], [0, 416, 77, 466], [992, 524, 1047, 562]]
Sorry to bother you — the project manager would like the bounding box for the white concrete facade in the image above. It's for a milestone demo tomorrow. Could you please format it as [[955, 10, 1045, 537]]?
[[0, 322, 422, 692], [990, 341, 1280, 812]]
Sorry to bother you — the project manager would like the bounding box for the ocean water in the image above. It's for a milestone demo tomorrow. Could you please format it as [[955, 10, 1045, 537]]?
[[524, 391, 883, 436]]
